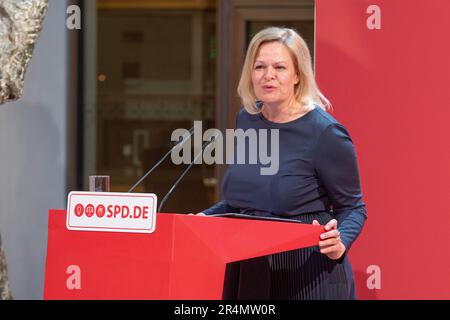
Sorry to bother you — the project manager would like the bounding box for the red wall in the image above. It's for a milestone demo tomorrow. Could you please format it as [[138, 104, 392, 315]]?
[[316, 0, 450, 299]]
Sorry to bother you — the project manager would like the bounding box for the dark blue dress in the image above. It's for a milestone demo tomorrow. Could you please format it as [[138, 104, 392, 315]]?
[[203, 106, 367, 300]]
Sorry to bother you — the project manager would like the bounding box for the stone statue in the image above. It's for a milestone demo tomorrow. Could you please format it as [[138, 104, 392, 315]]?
[[0, 0, 49, 104], [0, 234, 11, 300], [0, 0, 49, 299]]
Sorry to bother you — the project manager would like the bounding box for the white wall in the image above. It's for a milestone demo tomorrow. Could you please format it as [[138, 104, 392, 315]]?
[[0, 0, 68, 299]]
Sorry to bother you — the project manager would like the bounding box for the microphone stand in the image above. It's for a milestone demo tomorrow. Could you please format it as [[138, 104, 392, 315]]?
[[127, 126, 194, 193], [158, 135, 218, 213]]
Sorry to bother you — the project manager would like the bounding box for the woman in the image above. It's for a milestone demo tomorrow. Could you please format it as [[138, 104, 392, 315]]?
[[200, 27, 367, 300]]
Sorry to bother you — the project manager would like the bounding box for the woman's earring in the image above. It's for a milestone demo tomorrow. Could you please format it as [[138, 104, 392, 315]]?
[[256, 100, 264, 109]]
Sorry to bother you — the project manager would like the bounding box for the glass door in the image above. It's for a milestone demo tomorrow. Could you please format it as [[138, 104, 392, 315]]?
[[84, 0, 218, 213]]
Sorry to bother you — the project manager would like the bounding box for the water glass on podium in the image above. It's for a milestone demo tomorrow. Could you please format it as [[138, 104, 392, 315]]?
[[89, 175, 110, 192]]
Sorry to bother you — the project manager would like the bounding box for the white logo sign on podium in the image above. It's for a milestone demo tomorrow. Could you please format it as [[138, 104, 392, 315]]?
[[66, 192, 157, 234]]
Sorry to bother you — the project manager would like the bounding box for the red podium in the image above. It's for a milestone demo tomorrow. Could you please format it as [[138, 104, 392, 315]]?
[[44, 210, 323, 300]]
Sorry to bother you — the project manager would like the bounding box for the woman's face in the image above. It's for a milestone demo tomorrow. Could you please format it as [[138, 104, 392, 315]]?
[[251, 41, 299, 108]]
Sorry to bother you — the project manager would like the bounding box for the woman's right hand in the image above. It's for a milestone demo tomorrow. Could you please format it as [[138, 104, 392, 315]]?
[[188, 212, 206, 216]]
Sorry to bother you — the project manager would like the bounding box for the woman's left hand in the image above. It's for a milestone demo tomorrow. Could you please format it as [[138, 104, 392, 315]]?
[[312, 219, 346, 260]]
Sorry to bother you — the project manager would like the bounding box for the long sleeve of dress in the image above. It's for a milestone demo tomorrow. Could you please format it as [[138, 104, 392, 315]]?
[[314, 124, 367, 251], [202, 200, 240, 216]]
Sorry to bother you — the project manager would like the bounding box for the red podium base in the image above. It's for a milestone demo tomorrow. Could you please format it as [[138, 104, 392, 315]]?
[[44, 210, 323, 300]]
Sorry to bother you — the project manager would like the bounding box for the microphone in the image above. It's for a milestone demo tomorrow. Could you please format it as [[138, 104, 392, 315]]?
[[127, 126, 195, 193], [158, 134, 218, 213]]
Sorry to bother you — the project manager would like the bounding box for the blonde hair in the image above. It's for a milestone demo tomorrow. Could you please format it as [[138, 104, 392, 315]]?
[[237, 27, 331, 114]]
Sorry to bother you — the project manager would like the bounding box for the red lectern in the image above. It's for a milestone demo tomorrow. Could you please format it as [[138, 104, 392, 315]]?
[[44, 210, 323, 300]]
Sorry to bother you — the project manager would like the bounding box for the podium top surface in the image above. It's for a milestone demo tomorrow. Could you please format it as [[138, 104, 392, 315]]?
[[210, 213, 303, 223]]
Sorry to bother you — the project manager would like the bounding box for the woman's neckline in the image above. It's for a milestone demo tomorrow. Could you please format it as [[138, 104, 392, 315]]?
[[258, 105, 318, 127]]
